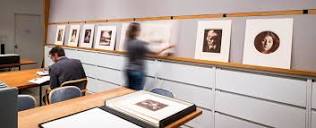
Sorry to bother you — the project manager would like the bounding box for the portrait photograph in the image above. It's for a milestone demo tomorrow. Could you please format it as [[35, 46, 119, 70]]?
[[94, 25, 116, 50], [79, 24, 95, 48], [254, 31, 280, 54], [119, 21, 178, 55], [195, 20, 232, 62], [202, 29, 222, 53], [83, 29, 92, 43], [99, 30, 112, 46], [136, 99, 168, 111], [54, 25, 66, 45], [67, 25, 80, 47], [243, 18, 293, 69]]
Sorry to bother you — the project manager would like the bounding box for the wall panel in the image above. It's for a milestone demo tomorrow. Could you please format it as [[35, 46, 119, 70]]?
[[87, 77, 120, 93], [216, 69, 307, 107], [313, 82, 316, 109], [215, 91, 306, 128], [157, 61, 213, 88], [157, 80, 212, 109], [215, 113, 267, 128], [312, 111, 316, 128]]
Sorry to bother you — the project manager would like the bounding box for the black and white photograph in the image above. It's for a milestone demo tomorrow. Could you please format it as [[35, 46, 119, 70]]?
[[136, 99, 168, 111], [195, 20, 232, 62], [243, 18, 293, 69], [99, 30, 112, 46], [202, 29, 222, 53], [79, 24, 95, 48], [54, 25, 66, 45], [83, 29, 92, 43], [67, 25, 80, 47], [94, 25, 116, 50]]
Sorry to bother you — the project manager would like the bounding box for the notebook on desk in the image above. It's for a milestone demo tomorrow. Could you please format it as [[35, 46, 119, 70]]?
[[39, 107, 142, 128]]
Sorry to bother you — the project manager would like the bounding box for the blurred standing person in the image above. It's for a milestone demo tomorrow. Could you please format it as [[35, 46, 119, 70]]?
[[124, 22, 174, 90]]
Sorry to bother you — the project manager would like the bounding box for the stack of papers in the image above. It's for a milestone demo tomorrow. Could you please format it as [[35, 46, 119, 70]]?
[[0, 81, 7, 88], [37, 71, 49, 76], [29, 76, 50, 84]]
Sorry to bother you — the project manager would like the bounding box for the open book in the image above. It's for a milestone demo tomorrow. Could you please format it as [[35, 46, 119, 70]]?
[[29, 76, 50, 84]]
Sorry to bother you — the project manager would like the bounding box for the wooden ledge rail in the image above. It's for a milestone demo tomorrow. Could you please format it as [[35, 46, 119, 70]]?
[[46, 44, 316, 79], [48, 8, 315, 25]]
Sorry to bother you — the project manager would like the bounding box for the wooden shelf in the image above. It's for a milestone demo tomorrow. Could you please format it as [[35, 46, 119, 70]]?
[[46, 44, 316, 79], [48, 8, 316, 25]]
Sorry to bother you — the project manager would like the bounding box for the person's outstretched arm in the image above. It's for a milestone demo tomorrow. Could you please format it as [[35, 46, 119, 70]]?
[[148, 44, 175, 55]]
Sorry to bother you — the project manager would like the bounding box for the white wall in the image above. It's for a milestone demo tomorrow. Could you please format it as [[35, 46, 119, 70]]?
[[0, 0, 43, 54]]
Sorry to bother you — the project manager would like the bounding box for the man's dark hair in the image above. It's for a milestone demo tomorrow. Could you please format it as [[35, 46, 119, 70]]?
[[49, 46, 65, 57], [126, 22, 141, 40]]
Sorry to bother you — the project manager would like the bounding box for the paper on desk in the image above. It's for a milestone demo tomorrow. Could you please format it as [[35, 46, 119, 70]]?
[[40, 108, 141, 128], [29, 76, 50, 84], [37, 71, 49, 76]]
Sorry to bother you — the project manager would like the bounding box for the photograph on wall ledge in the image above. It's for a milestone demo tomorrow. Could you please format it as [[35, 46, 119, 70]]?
[[67, 25, 80, 47], [54, 25, 66, 45], [194, 20, 232, 62], [79, 24, 95, 48], [242, 18, 293, 69], [119, 21, 178, 55], [94, 25, 116, 50]]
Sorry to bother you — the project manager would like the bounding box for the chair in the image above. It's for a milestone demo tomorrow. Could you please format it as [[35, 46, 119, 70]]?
[[60, 78, 88, 95], [17, 95, 36, 111], [151, 88, 174, 98], [48, 86, 82, 104]]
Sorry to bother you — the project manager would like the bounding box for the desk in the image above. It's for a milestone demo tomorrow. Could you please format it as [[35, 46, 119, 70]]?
[[0, 58, 36, 70], [18, 87, 202, 128], [0, 69, 46, 105]]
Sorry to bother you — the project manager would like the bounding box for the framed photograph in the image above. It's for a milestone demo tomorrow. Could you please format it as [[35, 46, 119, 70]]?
[[54, 25, 66, 45], [119, 21, 178, 55], [94, 26, 117, 50], [79, 24, 95, 48], [243, 18, 293, 69], [106, 91, 196, 128], [67, 25, 80, 47], [194, 20, 232, 62]]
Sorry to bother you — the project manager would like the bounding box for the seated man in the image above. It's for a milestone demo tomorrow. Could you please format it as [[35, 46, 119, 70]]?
[[48, 46, 86, 89]]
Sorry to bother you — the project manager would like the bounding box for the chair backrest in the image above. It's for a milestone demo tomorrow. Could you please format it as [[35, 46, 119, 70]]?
[[17, 95, 36, 111], [49, 86, 82, 104], [60, 78, 87, 94], [0, 88, 18, 128], [151, 88, 174, 98]]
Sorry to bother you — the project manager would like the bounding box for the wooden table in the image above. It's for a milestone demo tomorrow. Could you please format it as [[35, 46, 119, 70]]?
[[0, 69, 47, 105], [18, 87, 202, 128], [0, 58, 36, 70], [0, 69, 40, 89]]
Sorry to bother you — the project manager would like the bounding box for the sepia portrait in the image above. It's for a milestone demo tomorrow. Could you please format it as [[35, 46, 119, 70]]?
[[136, 99, 168, 111], [254, 31, 280, 54], [202, 29, 222, 53], [243, 18, 293, 69]]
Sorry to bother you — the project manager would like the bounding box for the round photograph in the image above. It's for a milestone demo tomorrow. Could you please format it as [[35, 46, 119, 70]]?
[[254, 31, 280, 54]]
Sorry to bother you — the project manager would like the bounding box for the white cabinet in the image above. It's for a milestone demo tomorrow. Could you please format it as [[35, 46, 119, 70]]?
[[215, 91, 306, 128], [216, 69, 307, 107]]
